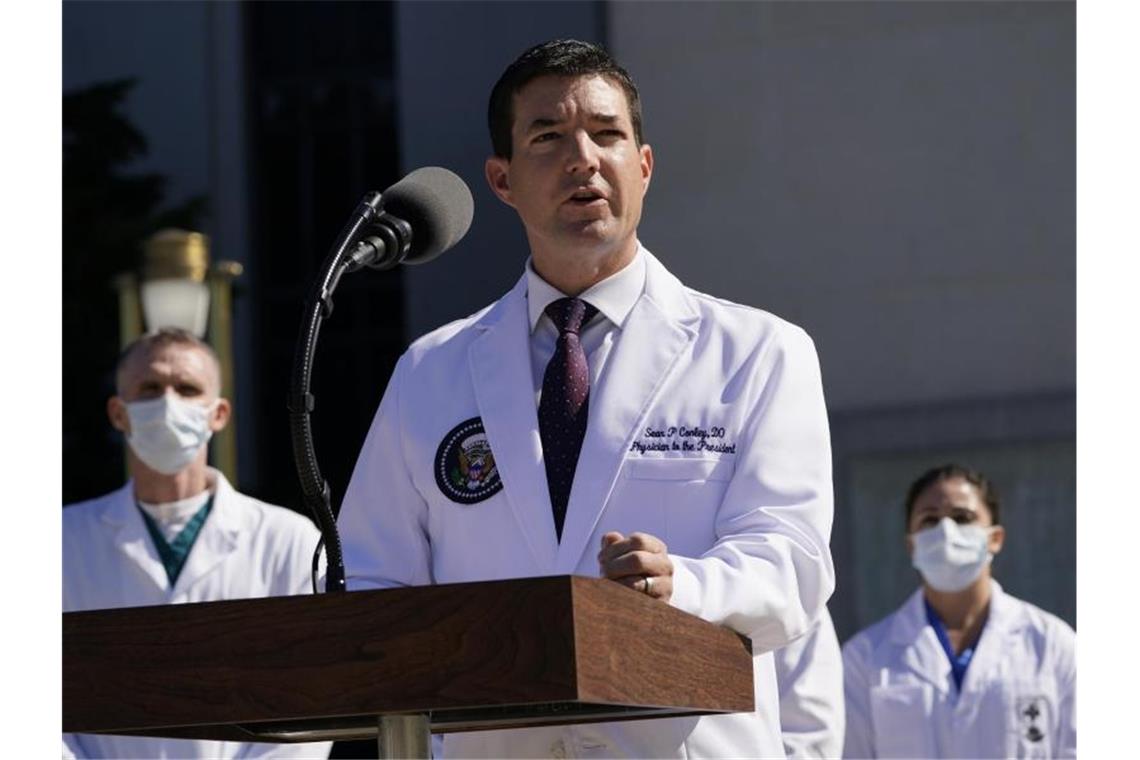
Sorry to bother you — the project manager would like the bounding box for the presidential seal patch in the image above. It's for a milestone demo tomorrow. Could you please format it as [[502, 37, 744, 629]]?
[[435, 417, 503, 504]]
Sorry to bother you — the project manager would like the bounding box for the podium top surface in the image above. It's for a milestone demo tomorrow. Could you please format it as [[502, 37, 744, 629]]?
[[64, 575, 754, 742]]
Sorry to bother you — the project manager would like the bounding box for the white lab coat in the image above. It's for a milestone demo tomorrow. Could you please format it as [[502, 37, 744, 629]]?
[[774, 608, 844, 759], [338, 250, 836, 758], [841, 581, 1076, 759], [62, 468, 331, 759]]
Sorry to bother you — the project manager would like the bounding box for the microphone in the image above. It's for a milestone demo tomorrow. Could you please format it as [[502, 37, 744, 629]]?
[[348, 167, 474, 271]]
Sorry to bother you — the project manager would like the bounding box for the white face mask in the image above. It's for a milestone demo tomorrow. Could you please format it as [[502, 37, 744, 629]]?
[[124, 394, 216, 475], [910, 517, 994, 593]]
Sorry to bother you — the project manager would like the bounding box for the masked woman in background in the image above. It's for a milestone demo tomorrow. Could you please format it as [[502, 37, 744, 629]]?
[[841, 464, 1075, 759]]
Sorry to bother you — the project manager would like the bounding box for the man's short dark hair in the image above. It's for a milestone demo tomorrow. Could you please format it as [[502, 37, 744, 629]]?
[[904, 463, 1002, 526], [115, 328, 221, 394], [488, 39, 644, 159]]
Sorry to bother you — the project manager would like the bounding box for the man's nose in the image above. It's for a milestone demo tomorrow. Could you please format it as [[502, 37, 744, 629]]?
[[565, 130, 599, 175]]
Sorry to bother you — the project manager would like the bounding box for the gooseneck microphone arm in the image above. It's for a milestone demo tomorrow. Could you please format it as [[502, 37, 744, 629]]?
[[289, 167, 474, 594], [289, 192, 385, 594]]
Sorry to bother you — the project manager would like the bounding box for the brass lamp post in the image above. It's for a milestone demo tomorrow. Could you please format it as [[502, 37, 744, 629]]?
[[113, 229, 243, 483]]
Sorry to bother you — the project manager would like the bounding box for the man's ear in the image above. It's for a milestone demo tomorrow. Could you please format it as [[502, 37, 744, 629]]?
[[209, 398, 232, 433], [485, 156, 515, 208], [905, 533, 915, 559], [640, 142, 654, 192], [107, 396, 130, 435], [988, 524, 1006, 555]]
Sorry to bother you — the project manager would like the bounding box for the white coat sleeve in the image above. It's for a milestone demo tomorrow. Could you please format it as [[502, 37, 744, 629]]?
[[667, 324, 835, 653], [774, 609, 845, 759], [1054, 627, 1076, 758], [840, 635, 877, 759], [338, 354, 433, 590]]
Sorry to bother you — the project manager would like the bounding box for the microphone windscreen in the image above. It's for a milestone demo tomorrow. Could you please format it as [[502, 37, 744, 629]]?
[[382, 167, 474, 264]]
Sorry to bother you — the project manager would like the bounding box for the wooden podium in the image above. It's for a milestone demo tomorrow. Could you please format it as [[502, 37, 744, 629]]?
[[64, 575, 753, 751]]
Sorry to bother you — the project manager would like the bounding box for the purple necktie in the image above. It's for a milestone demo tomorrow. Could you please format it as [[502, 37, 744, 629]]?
[[539, 297, 598, 541]]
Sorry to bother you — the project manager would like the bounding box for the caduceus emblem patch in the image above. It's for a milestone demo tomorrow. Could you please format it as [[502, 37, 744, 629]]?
[[434, 417, 503, 504]]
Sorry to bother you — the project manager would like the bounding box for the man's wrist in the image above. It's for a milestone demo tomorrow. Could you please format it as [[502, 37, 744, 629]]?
[[667, 554, 701, 616]]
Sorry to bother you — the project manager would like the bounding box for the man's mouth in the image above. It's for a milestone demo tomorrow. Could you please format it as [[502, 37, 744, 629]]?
[[565, 189, 607, 206]]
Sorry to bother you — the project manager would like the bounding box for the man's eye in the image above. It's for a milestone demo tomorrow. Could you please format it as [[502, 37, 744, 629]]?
[[596, 129, 624, 139], [534, 132, 559, 143], [177, 385, 202, 396]]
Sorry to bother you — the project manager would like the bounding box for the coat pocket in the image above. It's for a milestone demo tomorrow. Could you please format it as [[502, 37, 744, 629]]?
[[869, 683, 936, 758], [1005, 680, 1056, 759], [623, 456, 735, 482], [619, 457, 735, 554]]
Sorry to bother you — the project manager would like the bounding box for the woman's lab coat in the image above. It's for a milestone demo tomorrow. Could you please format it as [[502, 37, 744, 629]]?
[[841, 581, 1076, 759]]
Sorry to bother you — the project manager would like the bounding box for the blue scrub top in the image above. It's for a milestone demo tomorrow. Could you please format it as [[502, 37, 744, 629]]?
[[924, 598, 985, 691]]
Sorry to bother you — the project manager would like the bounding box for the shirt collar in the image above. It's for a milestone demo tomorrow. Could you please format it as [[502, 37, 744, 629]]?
[[526, 244, 647, 333], [137, 490, 213, 528]]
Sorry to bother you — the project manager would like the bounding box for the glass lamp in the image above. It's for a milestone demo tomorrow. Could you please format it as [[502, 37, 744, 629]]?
[[140, 230, 211, 336]]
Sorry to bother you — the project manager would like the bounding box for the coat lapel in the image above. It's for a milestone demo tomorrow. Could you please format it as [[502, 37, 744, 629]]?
[[170, 471, 245, 598], [101, 482, 169, 593], [469, 275, 560, 573], [554, 253, 699, 573], [890, 589, 954, 696], [958, 580, 1018, 695]]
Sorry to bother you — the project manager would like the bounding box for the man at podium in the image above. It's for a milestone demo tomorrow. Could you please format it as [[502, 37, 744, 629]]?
[[63, 329, 331, 759], [338, 40, 835, 758]]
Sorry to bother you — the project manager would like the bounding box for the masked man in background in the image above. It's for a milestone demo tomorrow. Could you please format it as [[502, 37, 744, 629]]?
[[63, 328, 330, 760], [841, 464, 1076, 758]]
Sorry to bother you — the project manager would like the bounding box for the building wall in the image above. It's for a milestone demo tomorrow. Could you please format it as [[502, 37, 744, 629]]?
[[610, 0, 1074, 411], [609, 0, 1075, 638], [394, 1, 604, 338]]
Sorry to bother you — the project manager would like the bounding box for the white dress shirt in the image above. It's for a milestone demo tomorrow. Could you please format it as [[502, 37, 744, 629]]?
[[526, 245, 647, 406]]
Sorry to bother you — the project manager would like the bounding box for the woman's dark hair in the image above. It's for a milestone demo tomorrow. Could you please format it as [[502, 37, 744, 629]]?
[[905, 463, 1002, 526]]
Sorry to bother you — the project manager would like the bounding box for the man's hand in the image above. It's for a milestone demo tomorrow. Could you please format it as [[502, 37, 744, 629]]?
[[597, 531, 673, 601]]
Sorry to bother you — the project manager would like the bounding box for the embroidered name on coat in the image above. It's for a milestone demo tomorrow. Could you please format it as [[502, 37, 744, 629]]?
[[629, 424, 737, 455], [435, 417, 504, 504]]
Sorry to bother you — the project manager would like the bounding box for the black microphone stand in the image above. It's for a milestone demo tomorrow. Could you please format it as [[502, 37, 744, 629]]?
[[288, 191, 388, 594]]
